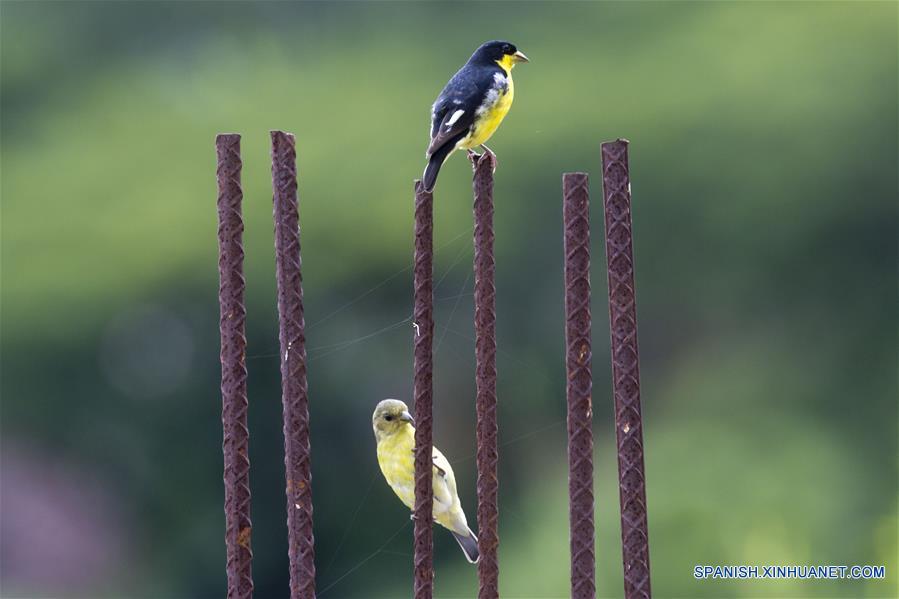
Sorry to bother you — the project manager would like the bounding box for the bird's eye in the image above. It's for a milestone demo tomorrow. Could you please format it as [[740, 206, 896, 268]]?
[[504, 44, 514, 54], [384, 415, 394, 422]]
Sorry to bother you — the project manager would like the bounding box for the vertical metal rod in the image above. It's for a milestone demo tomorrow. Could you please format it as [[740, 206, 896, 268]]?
[[471, 150, 499, 599], [271, 130, 315, 599], [412, 180, 435, 599], [600, 139, 651, 599], [563, 172, 595, 599], [217, 133, 254, 599]]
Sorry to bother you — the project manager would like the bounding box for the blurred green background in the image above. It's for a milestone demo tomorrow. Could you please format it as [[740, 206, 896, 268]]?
[[1, 1, 896, 598]]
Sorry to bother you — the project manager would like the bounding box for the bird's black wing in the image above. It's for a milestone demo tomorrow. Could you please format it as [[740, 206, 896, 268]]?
[[427, 110, 475, 158], [426, 65, 497, 158]]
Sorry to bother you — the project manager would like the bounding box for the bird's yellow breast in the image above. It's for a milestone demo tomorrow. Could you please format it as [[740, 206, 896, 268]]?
[[460, 76, 514, 150], [376, 430, 416, 509]]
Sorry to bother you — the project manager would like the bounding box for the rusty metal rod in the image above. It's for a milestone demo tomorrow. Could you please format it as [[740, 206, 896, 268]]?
[[563, 172, 595, 599], [412, 180, 435, 599], [471, 150, 499, 599], [217, 133, 254, 599], [271, 130, 315, 599], [600, 139, 651, 599]]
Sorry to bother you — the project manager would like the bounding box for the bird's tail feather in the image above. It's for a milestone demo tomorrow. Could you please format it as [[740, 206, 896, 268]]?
[[422, 157, 443, 194], [423, 133, 466, 192], [451, 528, 479, 564]]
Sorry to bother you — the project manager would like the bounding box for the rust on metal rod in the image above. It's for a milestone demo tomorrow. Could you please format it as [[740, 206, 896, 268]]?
[[271, 130, 315, 599], [563, 172, 595, 599], [217, 133, 254, 599], [412, 180, 435, 599], [600, 139, 651, 599], [470, 150, 499, 599]]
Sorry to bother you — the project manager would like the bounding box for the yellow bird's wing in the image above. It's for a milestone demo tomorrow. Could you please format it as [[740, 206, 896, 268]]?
[[402, 445, 457, 507], [431, 446, 458, 507]]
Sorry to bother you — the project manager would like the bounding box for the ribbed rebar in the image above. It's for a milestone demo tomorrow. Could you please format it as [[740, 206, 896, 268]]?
[[471, 150, 499, 599], [563, 172, 595, 599], [600, 139, 651, 599], [217, 133, 254, 599], [271, 130, 315, 599], [412, 180, 435, 599]]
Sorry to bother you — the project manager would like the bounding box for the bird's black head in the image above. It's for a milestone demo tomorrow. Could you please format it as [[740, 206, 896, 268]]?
[[469, 40, 529, 69]]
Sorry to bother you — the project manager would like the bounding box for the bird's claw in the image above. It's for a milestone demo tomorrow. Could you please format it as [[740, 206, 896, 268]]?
[[482, 144, 498, 171], [468, 147, 497, 173]]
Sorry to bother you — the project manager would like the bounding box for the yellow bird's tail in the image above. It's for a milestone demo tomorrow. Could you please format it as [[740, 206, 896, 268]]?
[[451, 527, 480, 564]]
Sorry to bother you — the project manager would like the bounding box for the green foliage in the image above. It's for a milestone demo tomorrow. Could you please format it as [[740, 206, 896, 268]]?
[[1, 2, 895, 597]]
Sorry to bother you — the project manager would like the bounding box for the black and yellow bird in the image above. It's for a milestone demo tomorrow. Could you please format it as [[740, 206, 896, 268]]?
[[423, 40, 529, 192]]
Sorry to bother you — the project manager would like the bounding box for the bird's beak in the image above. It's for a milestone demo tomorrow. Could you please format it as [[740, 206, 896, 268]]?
[[400, 411, 415, 425], [512, 50, 529, 64]]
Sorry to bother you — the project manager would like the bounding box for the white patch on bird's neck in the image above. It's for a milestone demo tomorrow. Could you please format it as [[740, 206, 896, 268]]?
[[475, 72, 510, 116], [476, 90, 498, 115]]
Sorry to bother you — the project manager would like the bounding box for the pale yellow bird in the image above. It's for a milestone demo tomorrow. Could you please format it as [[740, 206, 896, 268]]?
[[372, 399, 479, 563]]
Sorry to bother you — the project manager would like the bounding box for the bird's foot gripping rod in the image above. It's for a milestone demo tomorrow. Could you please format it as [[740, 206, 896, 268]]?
[[468, 147, 497, 173]]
